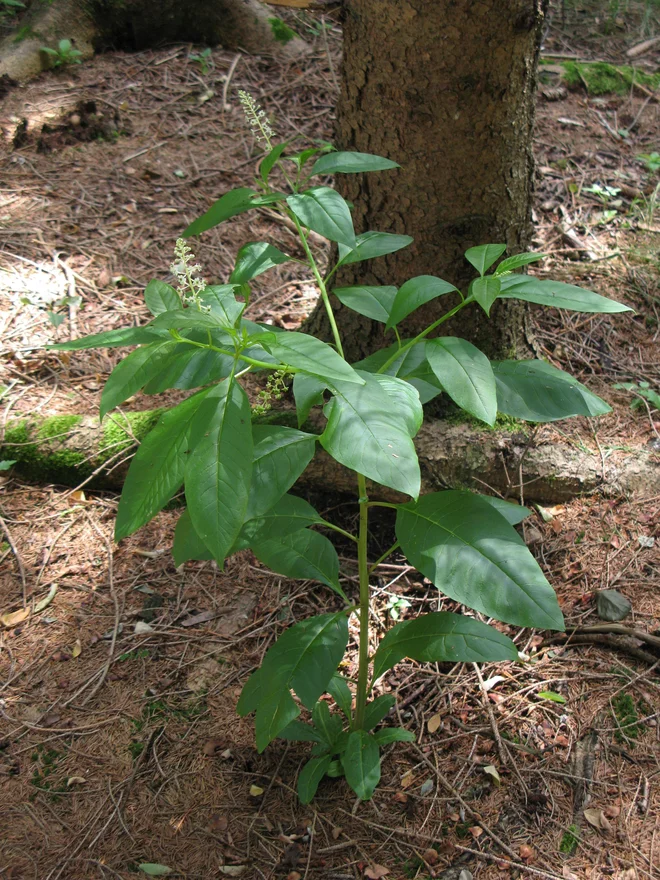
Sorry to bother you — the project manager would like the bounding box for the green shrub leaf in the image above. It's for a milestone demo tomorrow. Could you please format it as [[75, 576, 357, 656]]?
[[465, 243, 506, 275], [372, 727, 415, 745], [237, 494, 324, 548], [229, 242, 290, 284], [327, 674, 353, 718], [298, 755, 333, 804], [142, 345, 233, 394], [332, 285, 397, 323], [172, 508, 214, 566], [287, 187, 356, 247], [311, 151, 399, 175], [100, 340, 179, 418], [48, 326, 168, 351], [253, 529, 344, 598], [372, 612, 519, 683], [471, 276, 501, 315], [246, 426, 317, 519], [144, 280, 181, 315], [292, 373, 326, 426], [386, 275, 457, 330], [499, 275, 632, 312], [259, 330, 364, 385], [478, 494, 531, 525], [338, 231, 413, 265], [362, 695, 395, 731], [342, 731, 380, 800], [184, 188, 286, 237], [494, 252, 547, 275], [396, 491, 565, 630], [425, 337, 497, 425]]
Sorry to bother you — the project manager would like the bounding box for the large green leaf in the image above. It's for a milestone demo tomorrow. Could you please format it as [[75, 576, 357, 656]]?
[[259, 330, 364, 385], [311, 151, 399, 175], [386, 275, 457, 331], [237, 611, 349, 750], [342, 731, 380, 800], [260, 142, 288, 184], [246, 425, 317, 519], [320, 372, 421, 498], [183, 188, 287, 237], [144, 280, 181, 316], [332, 285, 397, 323], [492, 359, 611, 422], [287, 187, 356, 247], [292, 373, 326, 427], [499, 275, 632, 313], [338, 231, 413, 265], [115, 387, 216, 541], [470, 276, 501, 316], [465, 243, 506, 275], [372, 612, 519, 683], [278, 719, 325, 743], [172, 508, 214, 566], [396, 491, 565, 630], [370, 374, 423, 437], [362, 695, 395, 731], [100, 340, 179, 418], [372, 728, 415, 745], [425, 337, 497, 425], [298, 755, 333, 804], [253, 529, 344, 598], [355, 341, 443, 404], [327, 674, 353, 718], [149, 307, 234, 332], [143, 345, 233, 393], [48, 326, 168, 351], [184, 382, 253, 563], [478, 495, 531, 525], [199, 285, 245, 328], [237, 494, 324, 548], [494, 253, 546, 275], [229, 242, 290, 284]]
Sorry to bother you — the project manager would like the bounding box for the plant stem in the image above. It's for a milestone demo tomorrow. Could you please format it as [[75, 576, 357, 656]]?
[[376, 298, 471, 375], [353, 472, 371, 731], [291, 215, 345, 358], [321, 521, 358, 543], [368, 541, 400, 575], [171, 333, 294, 373]]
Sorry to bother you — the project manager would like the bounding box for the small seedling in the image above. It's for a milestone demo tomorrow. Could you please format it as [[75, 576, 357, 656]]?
[[189, 47, 212, 76], [614, 380, 660, 411], [41, 38, 82, 68], [47, 92, 631, 804], [638, 152, 660, 175]]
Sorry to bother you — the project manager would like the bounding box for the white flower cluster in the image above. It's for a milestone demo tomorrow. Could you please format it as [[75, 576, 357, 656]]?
[[170, 239, 210, 312], [238, 90, 275, 147]]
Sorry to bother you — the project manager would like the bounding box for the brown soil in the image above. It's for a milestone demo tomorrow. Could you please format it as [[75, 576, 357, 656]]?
[[1, 4, 659, 879]]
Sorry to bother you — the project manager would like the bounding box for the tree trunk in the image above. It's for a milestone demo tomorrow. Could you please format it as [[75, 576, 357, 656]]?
[[307, 0, 547, 362], [3, 409, 658, 503], [0, 0, 308, 83]]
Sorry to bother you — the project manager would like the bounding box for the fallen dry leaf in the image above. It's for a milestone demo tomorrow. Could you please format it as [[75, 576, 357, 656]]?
[[427, 713, 442, 733], [71, 490, 86, 502], [209, 814, 228, 834], [287, 873, 302, 880], [202, 739, 224, 757], [400, 770, 414, 789], [423, 848, 439, 865], [34, 584, 58, 613], [71, 639, 82, 659], [584, 808, 611, 832], [519, 845, 535, 863], [468, 826, 483, 839], [331, 827, 341, 840], [1, 607, 30, 628], [66, 776, 86, 786], [604, 804, 621, 819], [483, 764, 501, 786], [364, 865, 389, 879], [249, 784, 264, 797]]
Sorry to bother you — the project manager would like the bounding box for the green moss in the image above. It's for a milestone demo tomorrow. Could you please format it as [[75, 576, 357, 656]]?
[[442, 409, 529, 435], [562, 61, 660, 96], [560, 824, 579, 854], [100, 409, 163, 455], [2, 416, 87, 482], [269, 16, 297, 43], [37, 414, 82, 441], [612, 692, 640, 744]]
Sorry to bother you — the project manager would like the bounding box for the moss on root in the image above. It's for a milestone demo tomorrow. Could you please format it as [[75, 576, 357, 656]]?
[[562, 61, 660, 96], [2, 415, 87, 482], [100, 409, 163, 455]]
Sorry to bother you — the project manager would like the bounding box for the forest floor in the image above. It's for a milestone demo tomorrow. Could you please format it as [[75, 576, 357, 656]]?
[[0, 3, 659, 879]]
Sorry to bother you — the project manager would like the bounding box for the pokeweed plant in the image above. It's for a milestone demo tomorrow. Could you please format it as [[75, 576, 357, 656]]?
[[47, 94, 631, 804]]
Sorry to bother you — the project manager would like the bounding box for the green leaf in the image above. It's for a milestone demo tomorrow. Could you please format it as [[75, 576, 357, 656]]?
[[372, 612, 519, 683], [492, 359, 611, 422], [425, 337, 497, 425], [292, 373, 326, 426], [246, 425, 317, 519], [48, 326, 168, 351], [259, 330, 364, 385], [464, 243, 507, 276], [499, 275, 632, 313], [332, 285, 397, 323], [287, 187, 356, 247], [471, 276, 501, 316], [115, 386, 216, 541], [338, 231, 413, 266], [370, 374, 423, 437], [372, 727, 415, 746], [100, 340, 179, 418], [312, 701, 343, 748], [362, 695, 395, 731], [183, 187, 286, 237], [237, 611, 349, 750], [494, 252, 547, 275], [342, 731, 380, 800], [237, 494, 324, 548], [229, 242, 290, 284], [538, 691, 567, 704], [185, 382, 253, 564], [354, 341, 443, 404], [142, 345, 233, 394], [298, 755, 333, 804], [0, 460, 16, 471], [478, 495, 531, 525], [260, 142, 288, 184], [320, 372, 421, 499], [386, 275, 457, 330], [327, 674, 352, 718], [138, 865, 172, 876], [199, 285, 245, 327], [278, 719, 325, 743], [311, 151, 399, 175], [253, 529, 345, 599], [144, 280, 181, 315], [172, 508, 214, 566], [396, 491, 565, 630]]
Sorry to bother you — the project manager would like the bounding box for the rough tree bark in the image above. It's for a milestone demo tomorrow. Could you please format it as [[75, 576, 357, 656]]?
[[3, 410, 658, 503], [0, 0, 308, 82], [306, 0, 547, 362]]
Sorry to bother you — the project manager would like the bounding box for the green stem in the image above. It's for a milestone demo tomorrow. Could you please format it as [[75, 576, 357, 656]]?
[[353, 473, 371, 731], [376, 298, 471, 375], [320, 521, 358, 543], [367, 501, 399, 510], [170, 332, 294, 373], [291, 214, 345, 359], [368, 541, 400, 575]]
